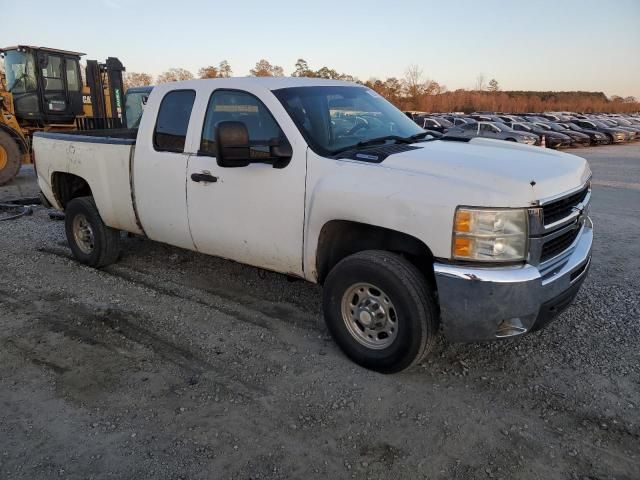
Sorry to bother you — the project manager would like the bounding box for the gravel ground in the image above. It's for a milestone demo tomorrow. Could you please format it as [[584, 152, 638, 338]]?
[[1, 145, 639, 479]]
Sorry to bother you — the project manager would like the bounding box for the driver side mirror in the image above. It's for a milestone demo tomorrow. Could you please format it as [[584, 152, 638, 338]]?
[[216, 121, 251, 168], [215, 120, 293, 169]]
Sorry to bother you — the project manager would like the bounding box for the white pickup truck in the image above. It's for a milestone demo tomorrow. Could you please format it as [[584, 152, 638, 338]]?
[[33, 78, 593, 372]]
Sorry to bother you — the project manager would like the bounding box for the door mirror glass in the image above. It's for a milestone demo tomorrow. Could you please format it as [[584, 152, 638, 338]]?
[[216, 121, 251, 168]]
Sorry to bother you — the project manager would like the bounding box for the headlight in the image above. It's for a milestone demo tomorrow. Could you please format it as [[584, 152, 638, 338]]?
[[452, 207, 528, 262]]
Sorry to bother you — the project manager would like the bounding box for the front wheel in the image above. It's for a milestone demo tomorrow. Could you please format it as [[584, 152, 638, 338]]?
[[322, 250, 438, 373], [65, 196, 121, 268]]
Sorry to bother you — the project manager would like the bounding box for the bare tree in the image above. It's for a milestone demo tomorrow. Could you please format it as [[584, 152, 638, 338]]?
[[218, 60, 232, 78], [488, 78, 500, 92], [475, 73, 487, 91], [292, 58, 314, 77], [250, 59, 284, 77], [124, 72, 153, 89], [156, 68, 194, 83], [404, 65, 425, 109]]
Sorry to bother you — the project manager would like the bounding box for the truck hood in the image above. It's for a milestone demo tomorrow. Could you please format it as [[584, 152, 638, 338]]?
[[381, 138, 591, 206]]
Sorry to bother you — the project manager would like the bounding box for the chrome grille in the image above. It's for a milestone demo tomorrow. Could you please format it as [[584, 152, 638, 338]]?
[[543, 186, 589, 226], [540, 226, 580, 262], [528, 180, 592, 266]]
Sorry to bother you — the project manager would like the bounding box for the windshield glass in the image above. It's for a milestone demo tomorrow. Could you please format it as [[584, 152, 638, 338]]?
[[434, 117, 453, 127], [273, 86, 424, 155], [515, 123, 532, 131], [3, 50, 37, 93]]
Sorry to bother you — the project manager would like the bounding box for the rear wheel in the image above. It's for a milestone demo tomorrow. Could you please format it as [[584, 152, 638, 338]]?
[[65, 196, 121, 268], [0, 131, 22, 186], [322, 250, 438, 373]]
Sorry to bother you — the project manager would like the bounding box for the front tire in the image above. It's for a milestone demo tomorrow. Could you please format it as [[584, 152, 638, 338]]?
[[65, 196, 121, 268], [322, 250, 438, 373], [0, 131, 22, 186]]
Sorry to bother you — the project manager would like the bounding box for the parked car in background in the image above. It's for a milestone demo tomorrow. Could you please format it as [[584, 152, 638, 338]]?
[[415, 116, 453, 133], [572, 119, 628, 143], [442, 115, 476, 127], [541, 122, 591, 147], [503, 122, 568, 149], [445, 121, 538, 145], [531, 122, 573, 148], [598, 118, 640, 139], [561, 123, 609, 145]]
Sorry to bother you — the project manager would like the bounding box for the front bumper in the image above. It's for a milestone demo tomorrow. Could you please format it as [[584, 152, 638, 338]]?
[[433, 219, 592, 342]]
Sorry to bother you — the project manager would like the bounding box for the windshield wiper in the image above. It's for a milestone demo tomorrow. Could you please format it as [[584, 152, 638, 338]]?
[[332, 135, 413, 155], [407, 131, 434, 141]]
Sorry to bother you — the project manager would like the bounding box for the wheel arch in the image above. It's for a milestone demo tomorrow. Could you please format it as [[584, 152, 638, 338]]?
[[315, 220, 437, 287], [51, 172, 93, 209]]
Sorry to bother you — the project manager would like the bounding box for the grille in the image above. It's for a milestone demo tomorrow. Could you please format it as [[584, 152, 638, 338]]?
[[543, 186, 589, 226], [541, 227, 580, 262]]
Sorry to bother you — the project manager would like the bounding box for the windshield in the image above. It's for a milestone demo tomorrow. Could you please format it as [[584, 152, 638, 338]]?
[[273, 86, 424, 155], [514, 123, 532, 132], [494, 123, 514, 132], [3, 50, 38, 93], [434, 117, 453, 127]]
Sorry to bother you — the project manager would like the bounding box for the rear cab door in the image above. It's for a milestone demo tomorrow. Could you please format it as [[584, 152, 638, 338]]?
[[132, 86, 198, 250]]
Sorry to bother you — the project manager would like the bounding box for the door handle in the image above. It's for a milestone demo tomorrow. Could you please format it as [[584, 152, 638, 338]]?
[[191, 172, 218, 183]]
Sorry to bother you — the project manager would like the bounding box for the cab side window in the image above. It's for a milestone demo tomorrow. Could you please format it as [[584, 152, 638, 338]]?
[[153, 90, 196, 153], [42, 55, 63, 91], [200, 90, 285, 158]]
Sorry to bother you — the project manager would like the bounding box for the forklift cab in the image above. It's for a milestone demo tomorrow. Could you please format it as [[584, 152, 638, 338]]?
[[1, 45, 84, 125]]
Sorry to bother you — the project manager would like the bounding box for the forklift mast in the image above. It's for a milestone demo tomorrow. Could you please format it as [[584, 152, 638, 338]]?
[[80, 57, 126, 130]]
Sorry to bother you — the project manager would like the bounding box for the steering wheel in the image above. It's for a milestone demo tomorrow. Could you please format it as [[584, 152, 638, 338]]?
[[345, 116, 370, 136]]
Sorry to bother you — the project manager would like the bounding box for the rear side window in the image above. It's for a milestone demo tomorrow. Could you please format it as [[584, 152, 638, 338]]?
[[153, 90, 196, 153]]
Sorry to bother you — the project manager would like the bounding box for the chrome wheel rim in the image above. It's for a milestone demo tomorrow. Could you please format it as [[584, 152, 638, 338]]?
[[72, 214, 95, 254], [340, 282, 398, 349]]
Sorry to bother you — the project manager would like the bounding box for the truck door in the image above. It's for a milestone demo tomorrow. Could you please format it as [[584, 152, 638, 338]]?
[[186, 89, 306, 276], [132, 89, 196, 250]]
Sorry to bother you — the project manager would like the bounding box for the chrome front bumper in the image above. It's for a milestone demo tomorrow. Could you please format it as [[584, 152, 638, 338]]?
[[433, 218, 593, 342]]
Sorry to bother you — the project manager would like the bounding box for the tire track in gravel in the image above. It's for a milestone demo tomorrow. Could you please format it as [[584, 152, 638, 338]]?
[[37, 245, 324, 339], [0, 285, 267, 399]]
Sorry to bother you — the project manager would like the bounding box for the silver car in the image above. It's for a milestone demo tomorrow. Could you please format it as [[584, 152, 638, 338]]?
[[444, 121, 539, 145]]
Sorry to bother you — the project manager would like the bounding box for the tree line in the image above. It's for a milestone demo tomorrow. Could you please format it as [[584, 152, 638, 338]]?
[[123, 59, 640, 114]]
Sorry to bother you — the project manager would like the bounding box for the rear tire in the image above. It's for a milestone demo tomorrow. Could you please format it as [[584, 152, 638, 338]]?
[[322, 250, 438, 373], [0, 131, 22, 186], [65, 196, 121, 268]]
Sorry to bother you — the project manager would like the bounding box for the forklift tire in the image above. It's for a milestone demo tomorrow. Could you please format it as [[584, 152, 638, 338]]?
[[0, 131, 22, 186], [65, 196, 121, 268]]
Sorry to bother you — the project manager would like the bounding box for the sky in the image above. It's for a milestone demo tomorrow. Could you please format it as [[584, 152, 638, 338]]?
[[3, 0, 639, 98]]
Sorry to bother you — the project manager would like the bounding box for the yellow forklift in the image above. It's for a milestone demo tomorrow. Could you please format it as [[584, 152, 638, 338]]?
[[0, 45, 126, 185]]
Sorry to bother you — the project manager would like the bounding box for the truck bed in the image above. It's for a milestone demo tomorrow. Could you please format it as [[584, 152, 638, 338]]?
[[33, 130, 143, 234]]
